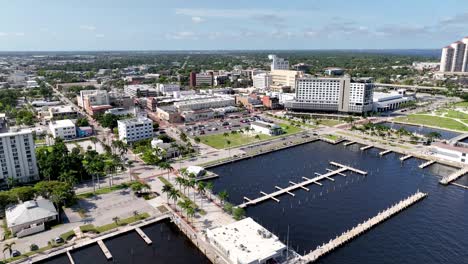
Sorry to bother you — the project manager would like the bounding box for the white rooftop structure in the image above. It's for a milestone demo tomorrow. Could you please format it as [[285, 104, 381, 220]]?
[[207, 217, 287, 264], [186, 165, 206, 177], [6, 199, 58, 237]]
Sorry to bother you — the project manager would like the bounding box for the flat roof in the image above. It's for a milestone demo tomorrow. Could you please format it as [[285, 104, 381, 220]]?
[[251, 121, 280, 129], [207, 217, 286, 263], [50, 119, 75, 128]]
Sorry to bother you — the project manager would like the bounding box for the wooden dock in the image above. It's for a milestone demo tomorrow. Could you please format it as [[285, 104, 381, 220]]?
[[400, 155, 413, 161], [97, 240, 112, 259], [238, 162, 366, 208], [440, 167, 468, 185], [297, 191, 428, 263], [343, 141, 356, 146], [135, 227, 152, 244], [379, 150, 392, 156], [66, 251, 75, 264], [360, 145, 373, 151], [419, 160, 435, 169]]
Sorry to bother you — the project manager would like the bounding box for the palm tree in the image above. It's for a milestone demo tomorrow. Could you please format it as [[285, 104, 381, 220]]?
[[178, 200, 189, 218], [226, 140, 231, 159], [169, 189, 180, 209], [206, 182, 214, 200], [162, 184, 172, 204], [175, 177, 185, 191], [218, 190, 229, 205], [133, 210, 139, 218], [186, 178, 196, 202], [197, 181, 206, 209], [126, 160, 134, 181], [186, 205, 196, 223], [159, 162, 174, 181], [3, 242, 15, 259]]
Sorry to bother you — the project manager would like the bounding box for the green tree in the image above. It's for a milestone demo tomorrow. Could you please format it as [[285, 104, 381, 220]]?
[[3, 242, 16, 258], [218, 190, 229, 204], [162, 184, 172, 204], [232, 207, 246, 220]]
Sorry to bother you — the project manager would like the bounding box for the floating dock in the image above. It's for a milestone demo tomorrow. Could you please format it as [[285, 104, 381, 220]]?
[[440, 167, 468, 185], [419, 160, 435, 169], [135, 227, 152, 244], [360, 145, 373, 151], [238, 162, 366, 208], [379, 150, 392, 156], [400, 155, 413, 161], [97, 240, 112, 259], [298, 191, 428, 263]]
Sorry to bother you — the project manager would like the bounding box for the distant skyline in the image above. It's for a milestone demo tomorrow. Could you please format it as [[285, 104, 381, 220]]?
[[1, 0, 468, 51]]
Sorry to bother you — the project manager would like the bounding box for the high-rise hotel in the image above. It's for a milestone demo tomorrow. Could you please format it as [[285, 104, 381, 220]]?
[[440, 37, 468, 73]]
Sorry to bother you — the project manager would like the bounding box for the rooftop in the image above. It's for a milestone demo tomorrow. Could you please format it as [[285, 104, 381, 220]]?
[[49, 119, 75, 128], [6, 199, 58, 227]]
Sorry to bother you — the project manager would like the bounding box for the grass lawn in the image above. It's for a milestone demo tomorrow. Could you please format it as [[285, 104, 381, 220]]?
[[318, 119, 344, 127], [76, 182, 131, 199], [394, 115, 468, 132], [324, 134, 340, 141], [444, 110, 468, 119], [453, 101, 468, 108], [79, 212, 150, 234], [200, 123, 303, 149]]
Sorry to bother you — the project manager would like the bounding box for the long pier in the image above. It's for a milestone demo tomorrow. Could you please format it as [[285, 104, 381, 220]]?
[[419, 160, 435, 169], [135, 227, 152, 244], [97, 240, 112, 259], [297, 191, 428, 263], [238, 162, 366, 208], [360, 145, 373, 151], [440, 167, 468, 185], [66, 251, 75, 264], [379, 150, 392, 156], [343, 141, 356, 146], [400, 155, 413, 161]]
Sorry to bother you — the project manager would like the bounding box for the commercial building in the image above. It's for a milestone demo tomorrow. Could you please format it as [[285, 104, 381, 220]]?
[[26, 80, 39, 88], [0, 130, 39, 183], [77, 90, 109, 108], [157, 83, 180, 94], [431, 142, 468, 164], [253, 73, 272, 90], [250, 121, 283, 136], [324, 67, 345, 76], [104, 107, 133, 116], [48, 105, 79, 120], [124, 84, 158, 97], [412, 62, 440, 71], [155, 106, 182, 123], [268, 54, 289, 71], [270, 70, 304, 91], [262, 96, 281, 109], [151, 138, 180, 158], [372, 90, 415, 112], [174, 97, 235, 111], [440, 37, 468, 72], [5, 199, 58, 237], [207, 217, 287, 264], [285, 76, 374, 113], [49, 119, 76, 140], [117, 117, 153, 143], [189, 72, 214, 87]]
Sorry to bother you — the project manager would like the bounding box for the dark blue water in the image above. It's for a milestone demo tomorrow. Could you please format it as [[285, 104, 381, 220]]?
[[35, 254, 70, 264], [209, 141, 468, 264], [380, 122, 461, 140], [39, 220, 209, 264]]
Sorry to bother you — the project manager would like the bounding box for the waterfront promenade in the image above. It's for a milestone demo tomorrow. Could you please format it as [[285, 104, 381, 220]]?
[[294, 191, 428, 263]]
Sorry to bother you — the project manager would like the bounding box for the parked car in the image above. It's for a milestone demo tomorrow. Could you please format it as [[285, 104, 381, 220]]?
[[11, 250, 21, 257], [55, 237, 64, 244]]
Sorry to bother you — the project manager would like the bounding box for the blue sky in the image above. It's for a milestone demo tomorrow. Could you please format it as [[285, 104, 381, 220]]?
[[1, 0, 468, 51]]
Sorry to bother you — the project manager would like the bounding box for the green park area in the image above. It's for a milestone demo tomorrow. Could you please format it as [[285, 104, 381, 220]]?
[[394, 114, 468, 132], [199, 123, 302, 149]]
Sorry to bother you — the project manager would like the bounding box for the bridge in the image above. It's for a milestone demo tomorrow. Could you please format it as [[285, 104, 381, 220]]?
[[295, 191, 428, 263], [238, 162, 367, 208]]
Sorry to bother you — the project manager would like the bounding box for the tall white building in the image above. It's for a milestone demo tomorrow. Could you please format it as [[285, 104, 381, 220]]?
[[268, 55, 289, 71], [253, 73, 272, 90], [285, 76, 374, 113], [0, 131, 39, 183], [157, 83, 180, 94], [49, 120, 77, 140], [117, 117, 153, 143], [440, 37, 468, 73], [77, 90, 109, 108]]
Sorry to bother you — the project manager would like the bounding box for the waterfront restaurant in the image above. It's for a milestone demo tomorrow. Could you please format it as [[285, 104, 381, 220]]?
[[206, 217, 287, 264]]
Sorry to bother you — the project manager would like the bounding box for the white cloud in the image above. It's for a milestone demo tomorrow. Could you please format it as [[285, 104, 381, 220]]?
[[165, 31, 197, 40], [95, 34, 105, 38], [0, 32, 7, 37], [175, 8, 306, 20], [80, 25, 96, 31], [14, 32, 25, 37], [191, 16, 204, 23]]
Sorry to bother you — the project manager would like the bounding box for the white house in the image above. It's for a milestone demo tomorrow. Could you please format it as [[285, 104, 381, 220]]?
[[250, 121, 283, 136], [206, 217, 287, 264], [49, 119, 76, 140], [6, 199, 58, 237]]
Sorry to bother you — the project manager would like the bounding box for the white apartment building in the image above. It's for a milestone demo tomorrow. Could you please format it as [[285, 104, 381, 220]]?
[[49, 119, 76, 140], [157, 83, 180, 94], [117, 117, 153, 143], [285, 76, 374, 113], [253, 73, 272, 90], [77, 90, 109, 107], [440, 37, 468, 73], [174, 97, 235, 111], [0, 130, 39, 183], [268, 54, 289, 70]]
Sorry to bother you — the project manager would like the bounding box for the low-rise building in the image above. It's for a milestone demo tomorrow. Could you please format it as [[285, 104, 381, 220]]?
[[146, 97, 158, 112], [372, 90, 415, 112], [77, 90, 109, 108], [105, 107, 133, 116], [181, 109, 215, 122], [48, 105, 79, 120], [124, 84, 158, 97], [6, 199, 58, 237], [250, 121, 283, 136], [174, 97, 235, 111], [157, 83, 180, 94], [151, 138, 180, 158], [206, 217, 287, 264], [49, 119, 76, 140], [156, 106, 182, 123], [117, 117, 153, 143], [253, 73, 272, 90], [186, 166, 206, 178], [431, 142, 468, 164]]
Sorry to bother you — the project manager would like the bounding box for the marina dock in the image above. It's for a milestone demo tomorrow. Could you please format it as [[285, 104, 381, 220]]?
[[135, 227, 152, 244], [360, 145, 373, 151], [66, 251, 75, 264], [440, 167, 468, 185], [419, 160, 435, 169], [297, 191, 428, 263], [343, 141, 356, 146], [379, 150, 392, 156], [97, 240, 112, 259], [238, 162, 366, 208], [400, 155, 413, 161]]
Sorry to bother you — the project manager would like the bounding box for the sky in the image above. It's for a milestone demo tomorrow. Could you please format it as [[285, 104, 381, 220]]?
[[1, 0, 468, 51]]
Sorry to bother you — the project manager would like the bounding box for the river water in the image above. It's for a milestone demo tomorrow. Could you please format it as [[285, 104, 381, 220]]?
[[380, 121, 461, 140], [209, 141, 468, 264]]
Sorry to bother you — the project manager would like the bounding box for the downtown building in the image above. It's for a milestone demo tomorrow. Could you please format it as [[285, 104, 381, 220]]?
[[440, 37, 468, 72], [268, 54, 289, 70], [284, 76, 374, 114], [117, 117, 153, 143], [0, 130, 39, 183]]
